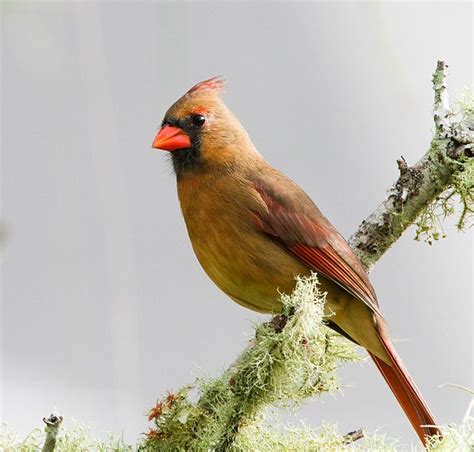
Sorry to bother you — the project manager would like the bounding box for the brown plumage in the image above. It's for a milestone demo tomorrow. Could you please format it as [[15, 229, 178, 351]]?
[[152, 77, 441, 445]]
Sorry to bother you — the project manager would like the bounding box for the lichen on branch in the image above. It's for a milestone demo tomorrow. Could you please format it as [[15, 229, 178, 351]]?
[[349, 61, 473, 268], [142, 274, 361, 450], [141, 273, 473, 451], [415, 88, 474, 243]]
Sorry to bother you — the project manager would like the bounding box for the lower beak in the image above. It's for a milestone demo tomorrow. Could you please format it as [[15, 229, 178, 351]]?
[[152, 125, 191, 151]]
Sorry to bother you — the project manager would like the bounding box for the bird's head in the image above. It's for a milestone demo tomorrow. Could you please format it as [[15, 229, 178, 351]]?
[[152, 77, 259, 177]]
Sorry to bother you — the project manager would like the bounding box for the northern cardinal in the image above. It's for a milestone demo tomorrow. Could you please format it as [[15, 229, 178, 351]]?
[[152, 77, 441, 445]]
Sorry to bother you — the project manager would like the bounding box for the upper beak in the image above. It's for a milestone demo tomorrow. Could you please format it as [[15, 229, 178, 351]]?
[[152, 125, 191, 151]]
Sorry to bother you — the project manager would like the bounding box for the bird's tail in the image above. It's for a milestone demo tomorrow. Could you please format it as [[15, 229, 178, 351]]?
[[369, 327, 442, 446]]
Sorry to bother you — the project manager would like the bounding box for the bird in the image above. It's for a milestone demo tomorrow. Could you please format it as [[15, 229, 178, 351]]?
[[151, 77, 441, 445]]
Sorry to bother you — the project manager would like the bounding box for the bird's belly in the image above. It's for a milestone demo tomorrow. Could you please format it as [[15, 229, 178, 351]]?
[[189, 225, 310, 313]]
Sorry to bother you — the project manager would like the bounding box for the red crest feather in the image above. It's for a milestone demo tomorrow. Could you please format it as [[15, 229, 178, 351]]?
[[186, 76, 225, 96]]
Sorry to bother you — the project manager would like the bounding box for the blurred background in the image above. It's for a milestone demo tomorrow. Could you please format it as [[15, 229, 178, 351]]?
[[1, 0, 472, 446]]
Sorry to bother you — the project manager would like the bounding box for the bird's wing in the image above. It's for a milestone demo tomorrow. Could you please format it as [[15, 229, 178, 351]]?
[[252, 174, 381, 317]]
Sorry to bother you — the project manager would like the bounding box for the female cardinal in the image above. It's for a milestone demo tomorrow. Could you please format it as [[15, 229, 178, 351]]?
[[152, 77, 441, 445]]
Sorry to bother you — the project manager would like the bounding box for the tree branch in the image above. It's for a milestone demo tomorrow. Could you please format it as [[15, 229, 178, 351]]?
[[349, 61, 473, 270]]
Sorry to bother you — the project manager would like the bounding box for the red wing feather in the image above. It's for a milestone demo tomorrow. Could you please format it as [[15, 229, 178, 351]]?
[[253, 176, 381, 316], [290, 243, 381, 316]]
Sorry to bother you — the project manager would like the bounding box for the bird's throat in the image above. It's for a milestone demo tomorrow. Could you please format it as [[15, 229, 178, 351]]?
[[171, 144, 203, 178]]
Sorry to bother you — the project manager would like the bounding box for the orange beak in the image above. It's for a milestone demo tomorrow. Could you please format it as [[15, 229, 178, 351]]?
[[152, 125, 191, 151]]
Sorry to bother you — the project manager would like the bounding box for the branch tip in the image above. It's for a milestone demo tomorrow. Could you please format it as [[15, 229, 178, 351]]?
[[432, 60, 451, 132], [43, 414, 63, 427], [397, 157, 408, 174], [42, 413, 63, 452], [343, 428, 364, 444]]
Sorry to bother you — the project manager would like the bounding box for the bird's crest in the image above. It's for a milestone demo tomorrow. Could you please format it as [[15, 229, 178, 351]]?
[[186, 76, 225, 96]]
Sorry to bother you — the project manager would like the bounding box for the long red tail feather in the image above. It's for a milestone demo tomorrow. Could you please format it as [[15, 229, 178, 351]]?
[[370, 330, 442, 446]]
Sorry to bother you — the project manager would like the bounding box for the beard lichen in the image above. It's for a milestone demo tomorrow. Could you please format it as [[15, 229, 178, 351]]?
[[2, 411, 473, 451], [142, 273, 361, 450], [1, 274, 472, 450], [414, 90, 474, 244], [0, 420, 133, 451], [139, 274, 472, 451], [414, 149, 473, 244]]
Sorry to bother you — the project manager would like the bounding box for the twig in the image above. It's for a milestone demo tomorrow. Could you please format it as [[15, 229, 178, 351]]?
[[343, 429, 365, 444], [41, 413, 63, 452], [432, 60, 452, 135], [349, 60, 473, 271]]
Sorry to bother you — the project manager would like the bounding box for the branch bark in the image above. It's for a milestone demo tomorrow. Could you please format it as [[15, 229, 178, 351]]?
[[349, 61, 473, 271]]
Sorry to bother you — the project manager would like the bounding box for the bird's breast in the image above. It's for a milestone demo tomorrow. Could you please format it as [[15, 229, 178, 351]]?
[[177, 173, 309, 313]]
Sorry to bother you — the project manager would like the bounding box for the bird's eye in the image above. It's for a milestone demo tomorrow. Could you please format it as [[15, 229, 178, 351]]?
[[192, 114, 206, 127]]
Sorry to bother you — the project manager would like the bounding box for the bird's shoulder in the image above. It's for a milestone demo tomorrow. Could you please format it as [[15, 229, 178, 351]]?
[[248, 164, 331, 243]]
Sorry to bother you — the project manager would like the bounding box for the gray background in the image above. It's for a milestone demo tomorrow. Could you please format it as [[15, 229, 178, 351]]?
[[1, 0, 472, 446]]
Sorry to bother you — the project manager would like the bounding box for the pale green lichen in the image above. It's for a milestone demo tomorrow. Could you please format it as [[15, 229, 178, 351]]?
[[0, 421, 132, 451], [2, 276, 472, 451], [415, 89, 473, 244], [0, 423, 43, 451], [454, 88, 474, 132], [414, 156, 473, 244], [140, 273, 474, 451], [2, 399, 472, 451], [233, 416, 399, 451], [142, 274, 361, 450], [428, 400, 474, 452]]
